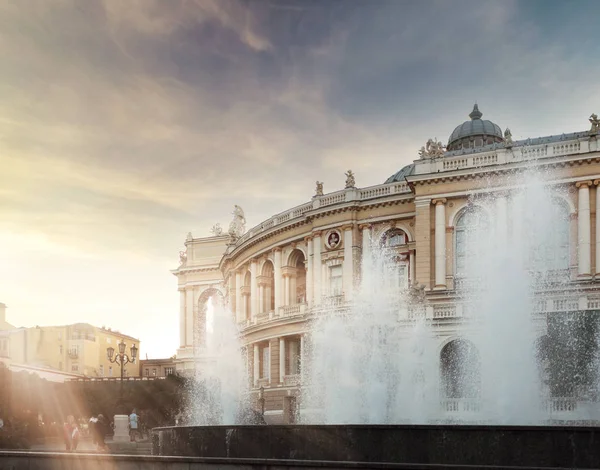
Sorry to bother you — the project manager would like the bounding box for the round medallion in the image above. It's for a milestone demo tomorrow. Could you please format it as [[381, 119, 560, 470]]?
[[325, 230, 342, 250]]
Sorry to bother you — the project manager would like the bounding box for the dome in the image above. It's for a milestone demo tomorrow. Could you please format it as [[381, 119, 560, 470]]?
[[385, 163, 414, 184], [447, 104, 504, 151]]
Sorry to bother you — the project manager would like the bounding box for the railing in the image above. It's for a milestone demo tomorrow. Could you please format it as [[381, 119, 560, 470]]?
[[283, 374, 301, 386], [433, 305, 456, 319], [547, 397, 577, 413], [588, 297, 600, 310], [407, 307, 426, 320], [550, 298, 578, 312], [231, 182, 411, 249], [441, 399, 481, 413], [280, 303, 306, 317]]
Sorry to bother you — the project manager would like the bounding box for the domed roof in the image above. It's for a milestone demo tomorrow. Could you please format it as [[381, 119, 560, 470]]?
[[385, 163, 414, 184], [447, 104, 503, 151]]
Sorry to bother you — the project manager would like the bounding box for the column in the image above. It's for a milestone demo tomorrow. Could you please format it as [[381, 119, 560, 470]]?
[[250, 260, 258, 318], [313, 233, 322, 302], [305, 238, 313, 305], [342, 225, 354, 300], [577, 181, 592, 276], [594, 180, 600, 274], [235, 270, 243, 322], [253, 343, 260, 387], [409, 250, 416, 286], [279, 337, 286, 383], [185, 288, 194, 346], [495, 193, 508, 251], [433, 198, 447, 288], [360, 224, 372, 277], [274, 248, 282, 311], [179, 289, 186, 348], [283, 275, 290, 306], [258, 284, 265, 314]]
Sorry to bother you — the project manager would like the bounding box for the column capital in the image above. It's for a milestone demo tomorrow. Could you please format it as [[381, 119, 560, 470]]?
[[358, 223, 372, 231], [432, 198, 447, 205], [445, 226, 454, 233], [272, 247, 282, 253], [303, 235, 313, 242], [312, 230, 323, 237], [576, 180, 593, 188], [341, 224, 354, 231], [594, 179, 600, 186]]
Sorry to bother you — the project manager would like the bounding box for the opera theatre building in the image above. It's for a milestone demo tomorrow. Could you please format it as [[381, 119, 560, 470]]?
[[173, 106, 600, 423]]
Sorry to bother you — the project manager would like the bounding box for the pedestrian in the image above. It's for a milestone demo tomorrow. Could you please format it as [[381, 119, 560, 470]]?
[[88, 416, 98, 447], [63, 415, 80, 452], [95, 414, 108, 452], [128, 408, 139, 442]]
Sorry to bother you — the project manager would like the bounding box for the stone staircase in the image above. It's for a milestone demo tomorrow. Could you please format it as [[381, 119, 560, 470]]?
[[106, 439, 152, 455]]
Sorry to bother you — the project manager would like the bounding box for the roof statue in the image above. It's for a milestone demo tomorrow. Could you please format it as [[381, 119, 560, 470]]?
[[179, 250, 187, 267], [186, 232, 193, 241], [210, 223, 223, 236], [228, 205, 246, 239], [504, 128, 513, 147], [590, 113, 600, 135], [418, 138, 445, 159], [315, 181, 324, 196], [345, 170, 356, 189]]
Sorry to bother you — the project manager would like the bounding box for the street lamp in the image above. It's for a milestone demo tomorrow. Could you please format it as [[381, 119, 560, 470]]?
[[107, 340, 138, 409]]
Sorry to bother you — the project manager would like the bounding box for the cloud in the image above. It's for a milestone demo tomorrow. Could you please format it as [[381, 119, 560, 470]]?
[[1, 0, 599, 355]]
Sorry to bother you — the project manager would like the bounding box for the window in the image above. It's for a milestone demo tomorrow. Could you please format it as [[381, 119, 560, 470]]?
[[71, 364, 79, 372], [165, 367, 174, 376], [145, 368, 149, 377], [107, 338, 111, 344], [386, 261, 409, 290], [109, 366, 113, 377], [59, 361, 63, 370], [152, 368, 157, 376], [529, 200, 570, 272], [59, 345, 63, 355], [329, 265, 343, 296], [99, 365, 104, 376], [455, 207, 489, 276], [287, 338, 301, 376], [58, 332, 62, 340], [260, 344, 270, 379], [381, 228, 407, 248]]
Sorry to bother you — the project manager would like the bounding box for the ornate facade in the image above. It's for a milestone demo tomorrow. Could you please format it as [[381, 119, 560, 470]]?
[[173, 105, 600, 423]]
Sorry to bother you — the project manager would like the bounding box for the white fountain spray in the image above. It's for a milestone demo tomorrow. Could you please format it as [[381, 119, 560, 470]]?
[[191, 297, 248, 425]]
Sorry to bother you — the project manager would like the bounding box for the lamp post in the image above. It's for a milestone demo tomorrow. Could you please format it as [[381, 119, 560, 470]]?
[[107, 340, 138, 410]]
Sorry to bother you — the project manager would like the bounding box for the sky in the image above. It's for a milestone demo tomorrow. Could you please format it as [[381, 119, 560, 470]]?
[[1, 0, 600, 358]]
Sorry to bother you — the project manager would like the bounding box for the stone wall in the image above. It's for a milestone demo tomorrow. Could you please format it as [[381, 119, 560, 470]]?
[[153, 424, 600, 469]]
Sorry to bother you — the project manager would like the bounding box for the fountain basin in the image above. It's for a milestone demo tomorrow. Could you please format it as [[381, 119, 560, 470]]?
[[153, 424, 600, 468]]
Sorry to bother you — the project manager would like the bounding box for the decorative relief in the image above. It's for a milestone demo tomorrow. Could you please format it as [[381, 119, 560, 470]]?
[[315, 181, 324, 196], [345, 170, 356, 189], [325, 230, 342, 250], [590, 113, 599, 135], [418, 138, 445, 158], [448, 202, 454, 208], [228, 205, 246, 239]]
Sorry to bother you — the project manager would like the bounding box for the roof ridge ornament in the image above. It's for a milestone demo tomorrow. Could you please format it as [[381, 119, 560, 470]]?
[[469, 103, 483, 120]]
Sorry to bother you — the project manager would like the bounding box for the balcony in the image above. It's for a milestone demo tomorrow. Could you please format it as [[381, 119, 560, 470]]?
[[279, 303, 307, 317]]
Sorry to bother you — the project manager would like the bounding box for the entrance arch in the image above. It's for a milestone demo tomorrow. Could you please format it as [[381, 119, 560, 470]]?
[[196, 288, 224, 348]]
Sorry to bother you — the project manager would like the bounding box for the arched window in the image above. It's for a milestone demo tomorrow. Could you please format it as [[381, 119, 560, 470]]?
[[455, 206, 489, 277], [440, 339, 480, 399], [380, 228, 407, 248], [530, 200, 570, 272]]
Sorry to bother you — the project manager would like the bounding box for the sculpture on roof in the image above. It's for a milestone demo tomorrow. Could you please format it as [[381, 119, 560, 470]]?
[[228, 205, 246, 239], [504, 128, 513, 147], [590, 113, 600, 135], [345, 170, 356, 189], [315, 181, 324, 196], [186, 232, 193, 241], [418, 138, 445, 159], [179, 250, 187, 267], [210, 223, 223, 236]]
